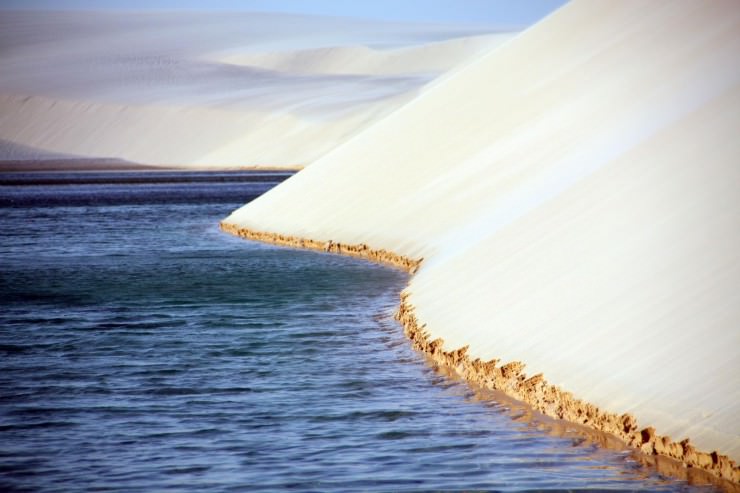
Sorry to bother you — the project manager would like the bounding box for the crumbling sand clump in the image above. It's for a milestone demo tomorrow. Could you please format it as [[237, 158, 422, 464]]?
[[220, 222, 739, 484], [395, 291, 739, 484]]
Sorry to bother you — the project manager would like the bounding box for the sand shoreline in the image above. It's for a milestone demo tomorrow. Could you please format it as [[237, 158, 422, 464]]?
[[219, 221, 740, 486], [0, 160, 304, 173]]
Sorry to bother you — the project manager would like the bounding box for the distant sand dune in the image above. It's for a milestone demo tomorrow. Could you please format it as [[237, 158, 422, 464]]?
[[0, 11, 510, 169], [0, 94, 391, 168], [0, 138, 80, 161], [224, 0, 740, 479], [217, 34, 513, 77]]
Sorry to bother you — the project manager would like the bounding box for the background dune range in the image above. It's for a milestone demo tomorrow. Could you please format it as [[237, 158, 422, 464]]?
[[0, 10, 512, 167]]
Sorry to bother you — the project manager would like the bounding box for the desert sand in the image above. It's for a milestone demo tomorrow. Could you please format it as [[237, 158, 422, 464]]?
[[223, 0, 740, 481], [0, 11, 512, 168]]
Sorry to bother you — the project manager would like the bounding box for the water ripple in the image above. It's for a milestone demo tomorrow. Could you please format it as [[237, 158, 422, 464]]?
[[0, 173, 722, 492]]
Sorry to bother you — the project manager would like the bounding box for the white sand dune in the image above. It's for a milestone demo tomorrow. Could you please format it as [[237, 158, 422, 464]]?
[[0, 11, 511, 168], [0, 138, 80, 161], [225, 0, 740, 466], [217, 34, 512, 77], [0, 94, 389, 168]]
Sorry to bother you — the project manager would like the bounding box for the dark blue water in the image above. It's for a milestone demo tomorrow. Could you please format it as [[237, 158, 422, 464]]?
[[0, 172, 716, 492]]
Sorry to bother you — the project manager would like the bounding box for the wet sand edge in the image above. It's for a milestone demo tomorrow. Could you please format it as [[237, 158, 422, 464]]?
[[219, 221, 739, 486]]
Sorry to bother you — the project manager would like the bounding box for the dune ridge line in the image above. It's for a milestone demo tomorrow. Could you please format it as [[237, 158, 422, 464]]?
[[219, 221, 739, 484]]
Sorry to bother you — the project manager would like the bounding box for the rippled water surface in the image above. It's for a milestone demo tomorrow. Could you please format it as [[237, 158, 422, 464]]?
[[0, 172, 717, 491]]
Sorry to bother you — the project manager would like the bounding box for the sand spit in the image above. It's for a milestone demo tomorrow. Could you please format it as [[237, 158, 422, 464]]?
[[0, 159, 166, 173], [220, 222, 739, 484], [219, 222, 421, 274]]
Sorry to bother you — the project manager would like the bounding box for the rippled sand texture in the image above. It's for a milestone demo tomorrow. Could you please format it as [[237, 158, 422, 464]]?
[[0, 11, 512, 168], [223, 0, 740, 482]]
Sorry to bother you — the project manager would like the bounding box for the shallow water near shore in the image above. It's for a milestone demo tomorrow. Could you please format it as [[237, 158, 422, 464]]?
[[0, 171, 718, 491]]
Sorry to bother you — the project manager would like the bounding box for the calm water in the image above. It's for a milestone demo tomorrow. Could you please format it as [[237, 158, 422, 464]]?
[[0, 172, 715, 492]]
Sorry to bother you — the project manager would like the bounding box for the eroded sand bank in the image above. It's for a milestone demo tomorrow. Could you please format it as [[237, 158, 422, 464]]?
[[219, 223, 739, 484], [221, 0, 740, 484]]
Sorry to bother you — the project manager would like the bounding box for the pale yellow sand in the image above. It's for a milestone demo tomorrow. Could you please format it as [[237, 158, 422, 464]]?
[[224, 0, 740, 469]]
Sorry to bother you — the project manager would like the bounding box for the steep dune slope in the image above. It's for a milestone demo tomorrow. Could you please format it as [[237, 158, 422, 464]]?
[[224, 0, 740, 472]]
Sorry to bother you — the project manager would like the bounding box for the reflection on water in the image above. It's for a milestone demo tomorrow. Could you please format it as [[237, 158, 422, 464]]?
[[0, 172, 720, 492]]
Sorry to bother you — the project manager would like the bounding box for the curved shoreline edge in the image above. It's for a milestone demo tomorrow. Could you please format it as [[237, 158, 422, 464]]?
[[219, 221, 739, 485]]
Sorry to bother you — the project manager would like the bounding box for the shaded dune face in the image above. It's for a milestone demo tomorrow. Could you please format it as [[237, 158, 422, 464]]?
[[222, 0, 740, 483], [0, 11, 512, 168]]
